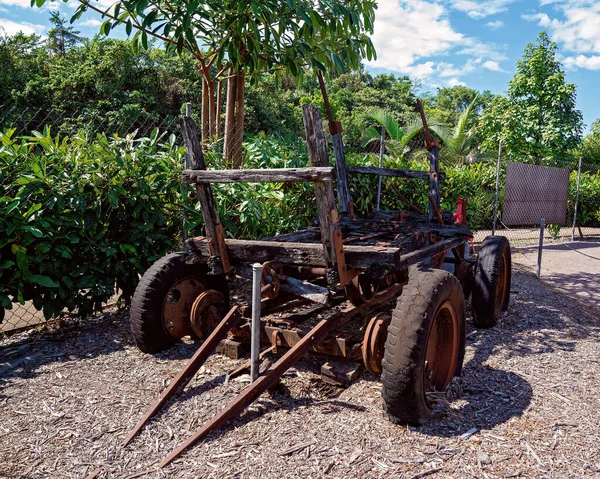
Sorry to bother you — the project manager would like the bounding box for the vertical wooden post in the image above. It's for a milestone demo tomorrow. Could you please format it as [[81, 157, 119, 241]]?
[[317, 72, 352, 215], [428, 147, 441, 222], [302, 104, 336, 266], [181, 116, 220, 256], [417, 99, 441, 222]]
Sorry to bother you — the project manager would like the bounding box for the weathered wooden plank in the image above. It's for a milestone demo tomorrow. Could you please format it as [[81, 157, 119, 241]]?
[[186, 237, 402, 269], [181, 117, 220, 255], [183, 167, 335, 184], [398, 236, 466, 269], [302, 104, 337, 266], [262, 229, 320, 243], [347, 166, 445, 180], [317, 72, 352, 215], [238, 267, 330, 305], [332, 134, 352, 214]]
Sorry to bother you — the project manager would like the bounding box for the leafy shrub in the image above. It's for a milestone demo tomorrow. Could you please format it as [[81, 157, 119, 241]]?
[[0, 128, 184, 322]]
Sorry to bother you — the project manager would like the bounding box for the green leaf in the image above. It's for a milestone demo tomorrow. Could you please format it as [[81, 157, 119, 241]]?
[[29, 275, 60, 288], [0, 260, 15, 270], [16, 250, 28, 273], [21, 225, 44, 238]]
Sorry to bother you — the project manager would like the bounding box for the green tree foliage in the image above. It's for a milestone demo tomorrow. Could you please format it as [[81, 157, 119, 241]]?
[[47, 12, 81, 56], [577, 120, 600, 166], [480, 32, 583, 164]]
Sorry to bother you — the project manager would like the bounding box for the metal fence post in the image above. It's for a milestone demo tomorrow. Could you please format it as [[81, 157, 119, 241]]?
[[376, 125, 385, 211], [251, 263, 263, 382], [492, 141, 502, 235], [182, 103, 192, 245], [537, 218, 545, 279], [571, 156, 582, 241]]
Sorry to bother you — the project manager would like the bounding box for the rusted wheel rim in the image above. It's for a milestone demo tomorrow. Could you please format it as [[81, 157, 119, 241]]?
[[423, 300, 459, 397], [190, 290, 226, 339], [362, 313, 391, 374], [162, 277, 206, 339], [494, 251, 508, 318]]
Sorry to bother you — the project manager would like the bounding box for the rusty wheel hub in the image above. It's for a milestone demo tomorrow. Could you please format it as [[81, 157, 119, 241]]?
[[190, 290, 226, 339], [362, 312, 391, 374], [424, 300, 459, 397], [162, 277, 207, 339]]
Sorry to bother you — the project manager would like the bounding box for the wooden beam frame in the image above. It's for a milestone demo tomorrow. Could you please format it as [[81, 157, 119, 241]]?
[[183, 167, 335, 184], [348, 166, 445, 181]]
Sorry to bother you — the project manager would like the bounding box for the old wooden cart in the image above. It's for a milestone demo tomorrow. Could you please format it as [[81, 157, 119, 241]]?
[[124, 102, 512, 467]]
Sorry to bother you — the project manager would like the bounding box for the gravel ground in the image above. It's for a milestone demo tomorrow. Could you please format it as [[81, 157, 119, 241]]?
[[1, 266, 600, 479]]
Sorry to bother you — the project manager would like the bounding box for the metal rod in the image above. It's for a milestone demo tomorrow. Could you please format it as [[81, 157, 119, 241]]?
[[122, 306, 242, 447], [492, 140, 502, 236], [537, 218, 545, 279], [376, 125, 385, 211], [251, 263, 262, 382], [158, 282, 405, 467], [571, 156, 582, 241]]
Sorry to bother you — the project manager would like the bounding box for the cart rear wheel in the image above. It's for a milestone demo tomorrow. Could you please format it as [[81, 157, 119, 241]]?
[[130, 252, 228, 353], [472, 236, 511, 328], [381, 269, 466, 425]]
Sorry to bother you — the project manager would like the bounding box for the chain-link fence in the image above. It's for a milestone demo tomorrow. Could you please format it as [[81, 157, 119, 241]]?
[[472, 157, 600, 246]]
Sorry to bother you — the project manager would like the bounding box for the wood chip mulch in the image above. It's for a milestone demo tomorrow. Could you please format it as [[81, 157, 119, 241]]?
[[1, 266, 599, 479]]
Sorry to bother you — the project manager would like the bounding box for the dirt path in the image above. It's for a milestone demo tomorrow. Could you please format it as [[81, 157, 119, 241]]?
[[1, 267, 599, 479], [513, 241, 600, 312]]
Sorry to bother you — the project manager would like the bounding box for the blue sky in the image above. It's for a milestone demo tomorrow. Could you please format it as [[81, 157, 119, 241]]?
[[1, 0, 599, 130]]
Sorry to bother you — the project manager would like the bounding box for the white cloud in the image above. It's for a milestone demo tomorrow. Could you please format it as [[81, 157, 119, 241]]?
[[564, 54, 600, 70], [448, 78, 466, 86], [523, 1, 600, 70], [482, 60, 507, 72], [80, 18, 102, 27], [486, 20, 504, 30], [0, 17, 45, 35], [0, 0, 31, 7], [448, 0, 519, 19], [367, 0, 505, 85]]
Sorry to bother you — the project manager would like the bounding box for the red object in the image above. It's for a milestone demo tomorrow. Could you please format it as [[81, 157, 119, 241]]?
[[453, 197, 467, 225]]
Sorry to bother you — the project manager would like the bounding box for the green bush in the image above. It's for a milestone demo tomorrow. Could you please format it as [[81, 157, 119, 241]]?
[[2, 126, 600, 324], [0, 127, 185, 322]]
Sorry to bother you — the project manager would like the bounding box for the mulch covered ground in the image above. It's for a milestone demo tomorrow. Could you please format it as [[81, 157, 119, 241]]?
[[1, 266, 599, 479]]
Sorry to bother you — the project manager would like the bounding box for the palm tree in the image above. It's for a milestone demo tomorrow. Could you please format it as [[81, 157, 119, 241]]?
[[362, 95, 482, 166], [433, 95, 481, 166], [362, 109, 426, 158]]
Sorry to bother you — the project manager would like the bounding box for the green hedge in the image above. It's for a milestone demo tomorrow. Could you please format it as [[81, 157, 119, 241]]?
[[0, 128, 185, 322]]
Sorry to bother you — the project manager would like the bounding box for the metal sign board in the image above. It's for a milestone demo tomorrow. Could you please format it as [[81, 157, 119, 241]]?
[[502, 162, 570, 226]]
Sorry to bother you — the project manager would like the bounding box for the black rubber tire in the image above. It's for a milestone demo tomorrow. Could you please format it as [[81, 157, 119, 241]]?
[[472, 236, 511, 329], [130, 252, 227, 354], [381, 269, 466, 426]]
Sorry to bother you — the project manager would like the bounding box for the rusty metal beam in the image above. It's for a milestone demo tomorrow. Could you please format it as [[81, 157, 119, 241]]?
[[122, 306, 242, 447], [158, 282, 405, 467]]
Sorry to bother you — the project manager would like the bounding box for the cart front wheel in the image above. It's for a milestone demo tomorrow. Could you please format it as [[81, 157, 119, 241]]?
[[381, 269, 466, 425], [130, 252, 228, 354]]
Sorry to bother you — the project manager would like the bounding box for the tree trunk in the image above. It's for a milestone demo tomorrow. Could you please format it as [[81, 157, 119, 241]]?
[[232, 72, 245, 169], [215, 80, 223, 139], [224, 69, 237, 166], [207, 79, 215, 138], [201, 78, 210, 141]]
